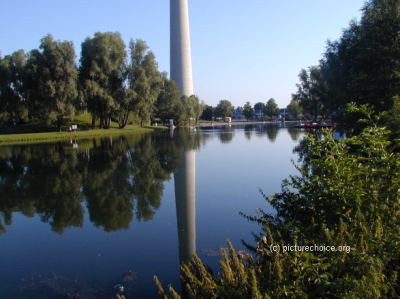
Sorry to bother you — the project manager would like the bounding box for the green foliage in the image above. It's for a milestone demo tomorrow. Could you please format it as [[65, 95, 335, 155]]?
[[1, 32, 201, 131], [254, 102, 265, 112], [264, 98, 279, 118], [292, 66, 325, 121], [215, 99, 234, 119], [298, 0, 400, 124], [257, 120, 399, 297], [200, 105, 213, 121], [155, 108, 400, 298], [0, 49, 29, 124], [180, 95, 205, 125], [155, 241, 264, 299], [154, 73, 182, 124], [25, 35, 78, 131], [123, 39, 162, 127], [243, 101, 255, 120], [79, 32, 126, 129], [286, 98, 302, 118], [387, 95, 400, 134]]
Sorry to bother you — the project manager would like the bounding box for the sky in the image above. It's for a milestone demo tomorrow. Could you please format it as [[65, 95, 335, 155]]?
[[0, 0, 367, 108]]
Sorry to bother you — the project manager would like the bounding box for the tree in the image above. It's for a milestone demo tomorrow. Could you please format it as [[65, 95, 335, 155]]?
[[180, 94, 205, 125], [79, 32, 126, 129], [264, 98, 279, 118], [253, 102, 265, 118], [0, 50, 29, 124], [319, 0, 400, 124], [253, 102, 264, 111], [292, 66, 325, 121], [25, 35, 78, 131], [286, 98, 302, 118], [354, 0, 400, 112], [243, 101, 254, 120], [200, 105, 213, 121], [215, 99, 234, 119], [121, 39, 162, 127], [154, 73, 181, 124], [190, 95, 206, 125]]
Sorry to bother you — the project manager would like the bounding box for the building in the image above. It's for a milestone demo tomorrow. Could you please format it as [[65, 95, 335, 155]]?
[[232, 107, 245, 119]]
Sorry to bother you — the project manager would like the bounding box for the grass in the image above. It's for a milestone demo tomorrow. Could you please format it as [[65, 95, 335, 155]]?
[[0, 113, 167, 146]]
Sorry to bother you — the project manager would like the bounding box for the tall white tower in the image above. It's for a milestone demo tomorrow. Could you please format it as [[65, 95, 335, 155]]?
[[170, 0, 194, 96], [171, 0, 196, 266]]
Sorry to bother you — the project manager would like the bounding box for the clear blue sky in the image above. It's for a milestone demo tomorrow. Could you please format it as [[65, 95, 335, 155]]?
[[0, 0, 366, 108]]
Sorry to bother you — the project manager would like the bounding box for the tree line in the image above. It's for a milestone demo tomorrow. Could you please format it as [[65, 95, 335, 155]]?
[[292, 0, 400, 131], [0, 32, 205, 131], [201, 98, 288, 121]]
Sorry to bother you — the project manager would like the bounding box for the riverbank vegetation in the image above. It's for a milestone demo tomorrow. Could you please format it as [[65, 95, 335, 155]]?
[[292, 0, 400, 132], [0, 33, 205, 133], [0, 113, 164, 145]]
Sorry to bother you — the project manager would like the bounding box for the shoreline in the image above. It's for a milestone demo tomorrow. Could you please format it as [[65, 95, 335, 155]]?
[[0, 121, 301, 146], [0, 126, 167, 146], [194, 120, 299, 127]]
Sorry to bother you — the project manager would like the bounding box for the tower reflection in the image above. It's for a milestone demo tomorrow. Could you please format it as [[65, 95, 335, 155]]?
[[174, 150, 196, 264]]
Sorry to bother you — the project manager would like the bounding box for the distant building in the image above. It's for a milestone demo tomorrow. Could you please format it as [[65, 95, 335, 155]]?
[[232, 107, 245, 119], [254, 110, 263, 119], [279, 108, 289, 118]]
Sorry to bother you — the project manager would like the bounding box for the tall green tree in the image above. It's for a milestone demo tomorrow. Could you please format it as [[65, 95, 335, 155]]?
[[121, 39, 162, 127], [253, 102, 265, 118], [200, 105, 213, 121], [264, 98, 279, 118], [190, 95, 205, 125], [0, 50, 29, 124], [180, 95, 205, 125], [154, 73, 182, 124], [355, 0, 400, 111], [293, 66, 325, 121], [253, 102, 265, 111], [215, 99, 234, 119], [25, 35, 78, 131], [79, 32, 126, 129], [320, 0, 400, 123], [243, 101, 254, 120], [286, 98, 302, 118]]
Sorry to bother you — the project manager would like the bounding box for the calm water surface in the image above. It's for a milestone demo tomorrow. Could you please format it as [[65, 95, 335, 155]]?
[[0, 124, 308, 298]]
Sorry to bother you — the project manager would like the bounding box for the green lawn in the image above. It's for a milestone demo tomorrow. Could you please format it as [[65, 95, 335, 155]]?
[[0, 113, 167, 145]]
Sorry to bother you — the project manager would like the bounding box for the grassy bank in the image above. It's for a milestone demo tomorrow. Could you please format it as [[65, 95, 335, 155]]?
[[0, 114, 167, 146]]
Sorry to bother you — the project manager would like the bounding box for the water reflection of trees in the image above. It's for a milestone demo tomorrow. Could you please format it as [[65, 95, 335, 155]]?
[[244, 125, 253, 140], [218, 126, 234, 144], [287, 125, 303, 141], [292, 129, 345, 173], [265, 125, 279, 141], [0, 129, 205, 234], [241, 124, 280, 142]]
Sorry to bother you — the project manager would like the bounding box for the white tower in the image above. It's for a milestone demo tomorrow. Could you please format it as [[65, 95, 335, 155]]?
[[171, 0, 196, 265], [170, 0, 194, 96]]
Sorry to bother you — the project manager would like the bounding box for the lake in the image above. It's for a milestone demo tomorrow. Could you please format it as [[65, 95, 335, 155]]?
[[0, 123, 313, 298]]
